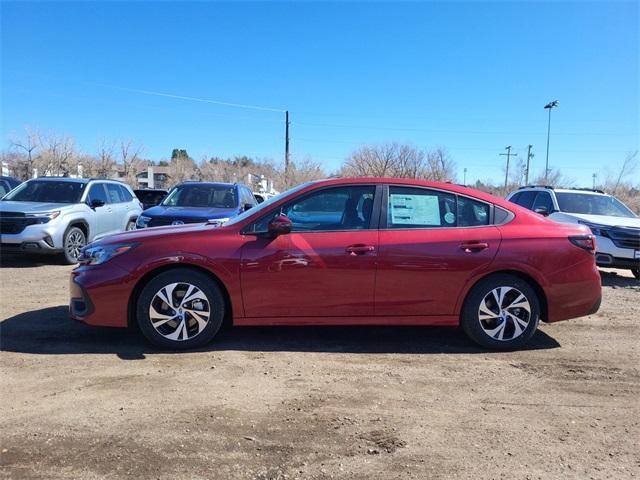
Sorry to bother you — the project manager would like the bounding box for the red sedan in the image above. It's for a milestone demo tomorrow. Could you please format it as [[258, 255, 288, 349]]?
[[70, 178, 601, 350]]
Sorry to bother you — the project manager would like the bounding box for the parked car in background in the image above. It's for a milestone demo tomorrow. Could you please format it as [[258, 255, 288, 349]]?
[[134, 188, 168, 210], [136, 182, 257, 229], [507, 186, 640, 279], [0, 177, 142, 263], [253, 192, 274, 204], [71, 177, 601, 351], [0, 176, 21, 197]]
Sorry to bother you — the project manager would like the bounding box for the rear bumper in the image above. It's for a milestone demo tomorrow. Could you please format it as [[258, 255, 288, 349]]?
[[544, 257, 602, 323]]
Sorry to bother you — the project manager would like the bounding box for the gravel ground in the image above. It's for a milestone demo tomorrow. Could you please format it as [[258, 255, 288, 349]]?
[[1, 256, 639, 480]]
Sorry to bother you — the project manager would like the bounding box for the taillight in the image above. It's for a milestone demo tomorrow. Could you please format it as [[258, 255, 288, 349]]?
[[569, 235, 596, 254]]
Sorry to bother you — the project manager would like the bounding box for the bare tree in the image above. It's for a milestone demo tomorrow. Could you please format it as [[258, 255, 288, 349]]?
[[280, 157, 326, 189], [37, 132, 76, 176], [168, 150, 198, 184], [9, 128, 39, 179], [342, 143, 456, 182], [119, 140, 144, 184], [94, 140, 116, 178], [424, 148, 456, 182], [608, 151, 638, 194]]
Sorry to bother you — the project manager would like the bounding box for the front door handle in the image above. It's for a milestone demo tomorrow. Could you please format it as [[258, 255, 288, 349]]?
[[345, 244, 375, 255], [460, 242, 489, 253]]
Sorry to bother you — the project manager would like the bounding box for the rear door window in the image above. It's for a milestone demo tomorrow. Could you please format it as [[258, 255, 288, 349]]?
[[458, 196, 490, 227], [117, 185, 134, 202], [106, 183, 124, 203], [387, 186, 457, 228]]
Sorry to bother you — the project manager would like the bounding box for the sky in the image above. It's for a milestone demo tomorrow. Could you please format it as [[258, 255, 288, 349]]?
[[1, 1, 638, 187]]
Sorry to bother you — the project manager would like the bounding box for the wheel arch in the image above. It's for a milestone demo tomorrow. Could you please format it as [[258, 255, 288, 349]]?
[[459, 269, 549, 322], [127, 263, 233, 330], [66, 219, 90, 240]]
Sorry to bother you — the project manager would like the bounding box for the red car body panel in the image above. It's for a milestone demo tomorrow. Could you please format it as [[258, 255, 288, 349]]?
[[70, 178, 601, 330]]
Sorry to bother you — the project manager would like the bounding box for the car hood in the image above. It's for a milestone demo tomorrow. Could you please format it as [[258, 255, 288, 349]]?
[[96, 222, 221, 245], [142, 205, 237, 219], [0, 201, 73, 213], [557, 212, 640, 228]]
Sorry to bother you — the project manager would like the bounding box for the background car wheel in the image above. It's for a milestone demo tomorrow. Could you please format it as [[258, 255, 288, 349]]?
[[461, 274, 540, 350], [136, 268, 225, 349], [126, 220, 136, 231], [632, 268, 640, 280], [61, 226, 86, 264]]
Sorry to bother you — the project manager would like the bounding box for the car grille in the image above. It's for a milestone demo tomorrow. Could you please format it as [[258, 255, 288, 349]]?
[[0, 212, 38, 235], [148, 217, 206, 228], [607, 226, 640, 250]]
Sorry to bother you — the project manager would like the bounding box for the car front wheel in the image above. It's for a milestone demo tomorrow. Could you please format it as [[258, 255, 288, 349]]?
[[136, 268, 225, 349], [461, 274, 540, 350], [62, 226, 86, 264]]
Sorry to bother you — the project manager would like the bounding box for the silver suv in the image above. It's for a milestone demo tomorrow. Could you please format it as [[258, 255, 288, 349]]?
[[0, 177, 142, 263], [507, 186, 640, 279]]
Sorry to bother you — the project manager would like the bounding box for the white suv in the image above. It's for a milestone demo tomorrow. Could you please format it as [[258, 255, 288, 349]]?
[[506, 186, 640, 279], [0, 177, 142, 263]]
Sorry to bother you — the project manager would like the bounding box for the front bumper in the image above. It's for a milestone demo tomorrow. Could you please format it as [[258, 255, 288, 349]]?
[[69, 263, 133, 327], [0, 223, 65, 252]]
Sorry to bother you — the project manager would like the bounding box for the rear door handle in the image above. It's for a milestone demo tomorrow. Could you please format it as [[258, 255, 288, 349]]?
[[345, 244, 375, 255], [460, 242, 489, 253]]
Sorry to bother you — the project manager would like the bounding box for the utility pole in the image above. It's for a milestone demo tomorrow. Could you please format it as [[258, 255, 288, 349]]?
[[284, 110, 290, 185], [544, 100, 559, 183], [500, 146, 517, 189], [592, 173, 597, 190], [463, 167, 467, 186], [524, 145, 533, 186]]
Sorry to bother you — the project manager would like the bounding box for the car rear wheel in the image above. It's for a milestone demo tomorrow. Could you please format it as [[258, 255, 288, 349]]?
[[136, 268, 225, 349], [461, 274, 540, 350], [61, 226, 86, 264], [632, 268, 640, 280]]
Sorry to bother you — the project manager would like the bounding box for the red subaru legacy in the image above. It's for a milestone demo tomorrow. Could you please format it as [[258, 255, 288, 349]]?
[[70, 178, 601, 350]]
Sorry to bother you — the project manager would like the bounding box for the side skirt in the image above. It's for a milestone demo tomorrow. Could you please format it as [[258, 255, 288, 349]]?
[[233, 315, 459, 327]]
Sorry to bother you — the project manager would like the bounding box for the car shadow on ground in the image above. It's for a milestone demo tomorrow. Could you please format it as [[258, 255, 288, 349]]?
[[599, 269, 639, 288], [0, 254, 66, 268], [0, 306, 560, 360]]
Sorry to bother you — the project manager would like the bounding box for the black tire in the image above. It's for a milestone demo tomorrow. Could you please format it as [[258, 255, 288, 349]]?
[[136, 268, 225, 349], [461, 273, 540, 350], [61, 226, 86, 264], [126, 219, 137, 231], [632, 268, 640, 280]]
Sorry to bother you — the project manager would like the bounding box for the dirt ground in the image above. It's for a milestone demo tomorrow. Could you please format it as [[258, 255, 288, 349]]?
[[0, 256, 638, 480]]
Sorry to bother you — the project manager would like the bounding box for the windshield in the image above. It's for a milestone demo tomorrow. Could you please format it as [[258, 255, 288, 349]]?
[[2, 180, 86, 204], [224, 182, 313, 226], [556, 192, 637, 218], [162, 185, 237, 208]]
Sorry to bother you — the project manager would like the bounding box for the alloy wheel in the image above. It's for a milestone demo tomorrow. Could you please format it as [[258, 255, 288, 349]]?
[[478, 286, 531, 341], [148, 282, 211, 341], [66, 231, 85, 261]]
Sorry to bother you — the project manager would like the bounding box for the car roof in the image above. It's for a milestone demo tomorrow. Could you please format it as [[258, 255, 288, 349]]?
[[310, 177, 516, 209], [175, 181, 239, 187]]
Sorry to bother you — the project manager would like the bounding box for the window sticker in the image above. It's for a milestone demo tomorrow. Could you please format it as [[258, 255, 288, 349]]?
[[390, 194, 441, 225]]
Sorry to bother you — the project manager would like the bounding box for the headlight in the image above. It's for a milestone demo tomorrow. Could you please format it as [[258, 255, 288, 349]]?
[[79, 243, 137, 265], [578, 221, 609, 237], [206, 217, 230, 227], [26, 210, 61, 224], [136, 215, 151, 228]]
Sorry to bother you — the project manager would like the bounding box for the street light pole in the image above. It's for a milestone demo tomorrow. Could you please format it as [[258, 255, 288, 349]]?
[[463, 167, 467, 186], [544, 100, 559, 184]]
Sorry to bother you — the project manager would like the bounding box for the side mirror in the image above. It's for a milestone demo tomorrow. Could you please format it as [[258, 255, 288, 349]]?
[[534, 206, 549, 216], [90, 199, 105, 209], [267, 214, 292, 236], [243, 203, 254, 212]]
